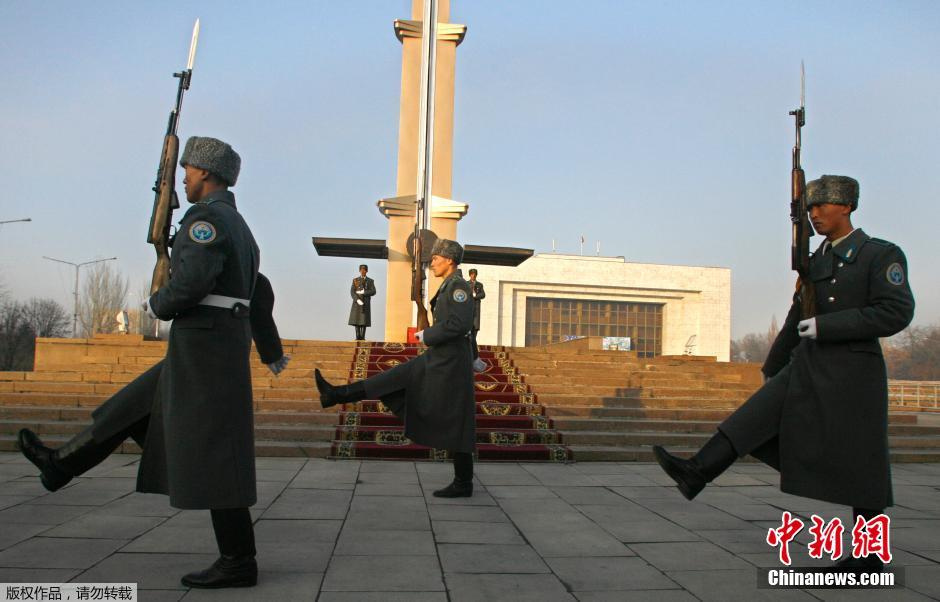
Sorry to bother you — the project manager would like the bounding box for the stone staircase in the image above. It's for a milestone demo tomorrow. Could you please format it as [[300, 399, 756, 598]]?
[[328, 342, 569, 461], [1, 335, 938, 462], [510, 338, 940, 462], [0, 335, 349, 458]]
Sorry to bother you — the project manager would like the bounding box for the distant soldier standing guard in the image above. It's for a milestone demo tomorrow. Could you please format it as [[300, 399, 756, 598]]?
[[468, 268, 486, 371], [653, 175, 915, 571], [349, 264, 376, 340]]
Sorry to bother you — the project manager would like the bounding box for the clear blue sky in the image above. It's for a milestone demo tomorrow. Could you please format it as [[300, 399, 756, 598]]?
[[1, 1, 937, 342]]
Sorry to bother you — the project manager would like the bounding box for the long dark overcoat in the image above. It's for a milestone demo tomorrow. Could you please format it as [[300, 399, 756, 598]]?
[[137, 190, 260, 509], [470, 280, 485, 331], [721, 229, 914, 509], [364, 272, 476, 453], [348, 276, 376, 326], [90, 274, 283, 446]]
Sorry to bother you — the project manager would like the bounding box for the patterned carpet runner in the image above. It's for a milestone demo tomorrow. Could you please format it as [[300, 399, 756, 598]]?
[[329, 342, 571, 462]]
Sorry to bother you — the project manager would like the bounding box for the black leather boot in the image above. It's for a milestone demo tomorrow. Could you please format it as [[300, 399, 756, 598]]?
[[17, 429, 71, 492], [315, 369, 366, 409], [653, 431, 737, 500], [433, 480, 473, 498], [434, 452, 474, 498], [181, 555, 258, 588]]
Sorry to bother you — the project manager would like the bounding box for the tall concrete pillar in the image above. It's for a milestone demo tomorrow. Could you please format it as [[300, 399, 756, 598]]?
[[378, 0, 468, 342]]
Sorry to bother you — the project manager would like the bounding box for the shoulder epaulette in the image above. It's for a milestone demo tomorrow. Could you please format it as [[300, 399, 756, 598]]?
[[867, 237, 895, 248]]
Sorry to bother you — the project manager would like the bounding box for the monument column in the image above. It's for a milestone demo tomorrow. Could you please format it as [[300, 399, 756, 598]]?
[[379, 0, 468, 342]]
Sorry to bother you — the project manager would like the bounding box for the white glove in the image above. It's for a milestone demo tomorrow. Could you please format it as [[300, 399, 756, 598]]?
[[356, 299, 364, 306], [414, 330, 424, 343], [267, 354, 290, 376], [797, 317, 817, 339], [141, 298, 158, 320], [356, 289, 365, 295], [473, 357, 487, 373]]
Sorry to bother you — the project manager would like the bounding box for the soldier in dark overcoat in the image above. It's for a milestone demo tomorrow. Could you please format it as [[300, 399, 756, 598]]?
[[316, 239, 477, 497], [468, 268, 486, 368], [653, 175, 914, 570], [348, 264, 376, 340], [18, 138, 271, 587]]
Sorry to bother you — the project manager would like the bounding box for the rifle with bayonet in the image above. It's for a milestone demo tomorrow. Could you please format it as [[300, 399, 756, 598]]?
[[789, 61, 815, 319], [147, 19, 200, 295]]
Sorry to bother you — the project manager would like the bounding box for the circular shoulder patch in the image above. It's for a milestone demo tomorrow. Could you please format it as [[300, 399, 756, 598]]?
[[886, 263, 905, 286], [189, 221, 217, 244], [453, 288, 468, 303]]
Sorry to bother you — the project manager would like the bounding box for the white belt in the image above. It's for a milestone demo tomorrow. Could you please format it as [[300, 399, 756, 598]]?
[[199, 294, 250, 309]]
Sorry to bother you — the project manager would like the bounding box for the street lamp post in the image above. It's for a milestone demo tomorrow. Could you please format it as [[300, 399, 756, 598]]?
[[42, 256, 118, 337], [0, 218, 32, 227]]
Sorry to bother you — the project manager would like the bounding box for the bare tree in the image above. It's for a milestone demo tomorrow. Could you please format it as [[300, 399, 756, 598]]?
[[77, 262, 129, 337], [731, 315, 779, 364], [0, 301, 32, 370], [883, 324, 940, 380], [21, 298, 71, 339]]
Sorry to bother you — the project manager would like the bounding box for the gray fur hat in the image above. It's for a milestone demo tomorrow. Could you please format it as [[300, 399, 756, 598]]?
[[179, 136, 241, 186], [807, 175, 859, 211], [430, 238, 464, 264]]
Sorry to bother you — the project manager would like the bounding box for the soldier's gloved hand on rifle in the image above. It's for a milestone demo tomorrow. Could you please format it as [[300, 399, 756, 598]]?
[[414, 330, 424, 343], [267, 354, 290, 376], [356, 299, 364, 306], [356, 289, 365, 295], [797, 317, 817, 339], [141, 298, 158, 320]]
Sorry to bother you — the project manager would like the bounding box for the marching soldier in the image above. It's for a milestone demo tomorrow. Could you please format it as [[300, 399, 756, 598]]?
[[349, 264, 376, 340], [20, 136, 263, 589], [316, 239, 476, 497], [653, 175, 915, 571]]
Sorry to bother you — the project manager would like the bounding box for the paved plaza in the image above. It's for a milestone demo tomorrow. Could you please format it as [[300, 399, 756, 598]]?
[[0, 452, 938, 601]]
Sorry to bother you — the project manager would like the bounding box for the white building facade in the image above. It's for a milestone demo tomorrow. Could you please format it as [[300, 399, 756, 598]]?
[[463, 254, 731, 361]]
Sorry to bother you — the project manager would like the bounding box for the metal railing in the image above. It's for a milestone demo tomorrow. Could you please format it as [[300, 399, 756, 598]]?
[[889, 380, 940, 410]]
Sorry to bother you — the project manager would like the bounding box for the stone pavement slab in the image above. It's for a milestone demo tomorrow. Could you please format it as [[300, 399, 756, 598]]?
[[445, 573, 574, 601], [0, 537, 127, 569], [318, 593, 446, 602], [545, 556, 679, 591], [321, 555, 445, 592], [0, 453, 936, 601], [438, 543, 549, 574], [335, 528, 436, 556]]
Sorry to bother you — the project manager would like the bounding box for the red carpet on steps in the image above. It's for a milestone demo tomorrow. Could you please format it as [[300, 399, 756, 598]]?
[[328, 341, 572, 462]]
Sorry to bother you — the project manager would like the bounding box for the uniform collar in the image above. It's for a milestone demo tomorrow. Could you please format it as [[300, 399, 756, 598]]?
[[440, 271, 460, 288], [831, 228, 868, 263], [198, 189, 236, 209]]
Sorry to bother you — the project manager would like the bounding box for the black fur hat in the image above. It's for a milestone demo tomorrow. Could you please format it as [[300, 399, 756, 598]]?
[[180, 136, 241, 186], [807, 175, 859, 211], [430, 238, 464, 264]]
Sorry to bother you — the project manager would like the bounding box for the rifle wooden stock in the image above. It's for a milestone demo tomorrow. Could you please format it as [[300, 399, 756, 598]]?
[[148, 133, 179, 295], [791, 163, 815, 319], [411, 235, 430, 332]]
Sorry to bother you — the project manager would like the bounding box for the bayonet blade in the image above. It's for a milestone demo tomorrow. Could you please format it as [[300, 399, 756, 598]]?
[[800, 60, 805, 108], [186, 18, 200, 71]]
